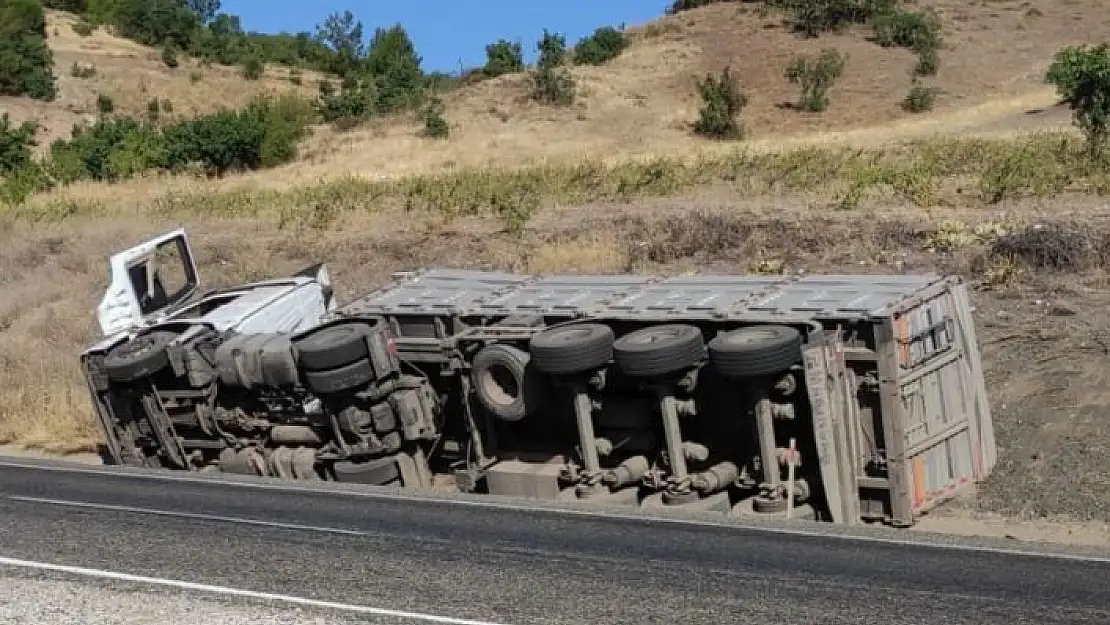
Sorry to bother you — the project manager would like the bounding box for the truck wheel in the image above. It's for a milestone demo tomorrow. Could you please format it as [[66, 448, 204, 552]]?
[[528, 323, 615, 375], [470, 344, 544, 422], [104, 330, 178, 383], [294, 323, 373, 371], [708, 325, 802, 378], [302, 358, 375, 394], [613, 324, 706, 378]]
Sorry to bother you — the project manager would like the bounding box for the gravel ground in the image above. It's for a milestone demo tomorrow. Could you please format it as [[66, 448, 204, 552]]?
[[0, 570, 412, 625]]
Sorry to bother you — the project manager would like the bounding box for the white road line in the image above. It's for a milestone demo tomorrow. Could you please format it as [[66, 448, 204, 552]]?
[[0, 555, 512, 625], [7, 495, 366, 537], [3, 458, 1110, 564]]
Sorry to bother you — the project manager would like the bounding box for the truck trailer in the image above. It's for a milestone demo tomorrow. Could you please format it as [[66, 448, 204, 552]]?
[[80, 229, 997, 527]]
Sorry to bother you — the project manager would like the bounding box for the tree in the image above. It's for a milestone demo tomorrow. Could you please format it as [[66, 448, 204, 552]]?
[[483, 39, 524, 77], [186, 0, 219, 24], [315, 10, 364, 77], [531, 30, 575, 106], [364, 24, 423, 112], [0, 0, 59, 101], [1046, 44, 1110, 158]]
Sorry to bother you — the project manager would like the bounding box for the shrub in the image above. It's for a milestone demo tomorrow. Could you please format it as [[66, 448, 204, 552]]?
[[72, 20, 94, 36], [43, 0, 86, 10], [693, 66, 748, 139], [531, 30, 575, 106], [871, 8, 942, 76], [902, 84, 937, 113], [1046, 44, 1110, 158], [316, 77, 375, 128], [70, 61, 96, 78], [161, 44, 179, 68], [666, 0, 728, 14], [537, 30, 567, 70], [0, 113, 36, 175], [241, 55, 263, 80], [419, 96, 449, 139], [45, 95, 312, 182], [96, 93, 114, 114], [0, 0, 59, 102], [110, 0, 200, 50], [483, 39, 524, 77], [531, 66, 576, 106], [573, 26, 629, 66], [785, 48, 846, 112]]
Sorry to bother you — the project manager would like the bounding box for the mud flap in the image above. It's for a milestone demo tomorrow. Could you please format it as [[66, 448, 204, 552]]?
[[802, 331, 861, 525]]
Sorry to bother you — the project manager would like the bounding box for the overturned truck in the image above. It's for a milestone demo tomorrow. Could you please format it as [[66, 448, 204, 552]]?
[[81, 229, 997, 527]]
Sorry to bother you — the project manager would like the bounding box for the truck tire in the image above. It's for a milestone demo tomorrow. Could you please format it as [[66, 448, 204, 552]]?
[[294, 323, 373, 371], [613, 324, 706, 378], [470, 344, 543, 422], [708, 325, 802, 378], [528, 323, 615, 375], [104, 330, 178, 383], [302, 358, 375, 394]]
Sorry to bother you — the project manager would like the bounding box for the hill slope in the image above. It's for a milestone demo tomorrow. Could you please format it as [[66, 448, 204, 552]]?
[[0, 10, 322, 149]]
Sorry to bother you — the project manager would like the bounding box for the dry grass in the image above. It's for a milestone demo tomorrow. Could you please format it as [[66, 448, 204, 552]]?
[[0, 10, 322, 150]]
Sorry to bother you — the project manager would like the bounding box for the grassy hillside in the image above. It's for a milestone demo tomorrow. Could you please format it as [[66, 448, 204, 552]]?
[[2, 0, 1110, 536], [1, 10, 322, 148]]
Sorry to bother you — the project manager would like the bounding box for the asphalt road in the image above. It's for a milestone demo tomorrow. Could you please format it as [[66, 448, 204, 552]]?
[[0, 458, 1108, 625]]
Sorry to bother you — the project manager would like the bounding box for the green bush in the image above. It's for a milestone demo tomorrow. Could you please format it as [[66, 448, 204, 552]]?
[[111, 0, 200, 50], [537, 30, 567, 70], [161, 44, 179, 68], [44, 94, 312, 182], [531, 30, 575, 106], [43, 0, 86, 10], [483, 39, 524, 77], [666, 0, 728, 14], [902, 84, 937, 113], [785, 48, 847, 112], [573, 26, 629, 66], [0, 0, 59, 102], [693, 66, 748, 139], [1046, 44, 1110, 157], [146, 97, 161, 121], [72, 20, 94, 36], [96, 93, 114, 114], [871, 8, 942, 76], [70, 61, 96, 78], [316, 77, 375, 128], [419, 96, 449, 139], [241, 55, 264, 80], [0, 113, 37, 175]]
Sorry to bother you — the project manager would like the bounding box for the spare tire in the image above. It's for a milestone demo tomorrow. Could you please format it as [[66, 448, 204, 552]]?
[[104, 330, 178, 383], [528, 323, 614, 375], [294, 322, 373, 371], [708, 325, 802, 378], [613, 324, 705, 378], [302, 358, 375, 395], [470, 344, 544, 422]]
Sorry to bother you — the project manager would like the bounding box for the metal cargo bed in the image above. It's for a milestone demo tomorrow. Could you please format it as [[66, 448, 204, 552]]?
[[339, 268, 948, 323]]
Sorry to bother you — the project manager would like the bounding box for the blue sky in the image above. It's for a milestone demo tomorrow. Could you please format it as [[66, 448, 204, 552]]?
[[222, 0, 674, 73]]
